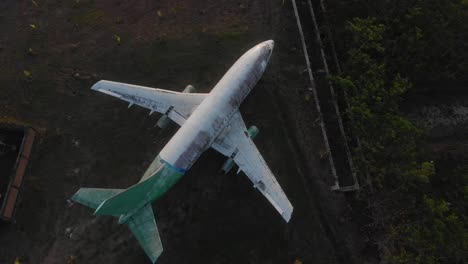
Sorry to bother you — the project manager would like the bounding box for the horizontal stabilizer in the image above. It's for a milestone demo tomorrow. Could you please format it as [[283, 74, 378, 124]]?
[[126, 204, 163, 263], [71, 188, 124, 210], [93, 173, 161, 216]]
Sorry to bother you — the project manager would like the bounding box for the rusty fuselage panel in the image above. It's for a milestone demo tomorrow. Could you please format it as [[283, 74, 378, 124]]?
[[159, 41, 273, 171]]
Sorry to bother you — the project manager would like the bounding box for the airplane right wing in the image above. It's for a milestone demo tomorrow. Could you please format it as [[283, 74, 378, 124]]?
[[91, 80, 208, 126], [211, 111, 293, 222]]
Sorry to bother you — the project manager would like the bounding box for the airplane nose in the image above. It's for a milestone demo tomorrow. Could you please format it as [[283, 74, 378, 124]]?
[[265, 40, 274, 51]]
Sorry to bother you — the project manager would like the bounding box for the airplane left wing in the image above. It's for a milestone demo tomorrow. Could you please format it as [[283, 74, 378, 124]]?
[[91, 80, 208, 125], [211, 111, 293, 222]]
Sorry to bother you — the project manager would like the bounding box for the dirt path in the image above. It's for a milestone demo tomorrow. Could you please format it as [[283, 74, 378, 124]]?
[[0, 1, 363, 263]]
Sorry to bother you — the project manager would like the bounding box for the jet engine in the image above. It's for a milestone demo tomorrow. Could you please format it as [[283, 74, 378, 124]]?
[[220, 125, 259, 174], [156, 85, 196, 129]]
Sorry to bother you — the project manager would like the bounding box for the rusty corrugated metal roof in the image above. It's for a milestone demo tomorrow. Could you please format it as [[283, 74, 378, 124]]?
[[1, 127, 36, 221]]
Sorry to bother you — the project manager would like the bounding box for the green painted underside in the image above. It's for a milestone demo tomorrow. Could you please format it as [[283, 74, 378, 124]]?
[[71, 155, 181, 263], [93, 157, 184, 217]]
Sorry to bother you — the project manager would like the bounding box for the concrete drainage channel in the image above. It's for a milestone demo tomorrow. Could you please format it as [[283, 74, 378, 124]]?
[[0, 125, 36, 222], [291, 0, 360, 191]]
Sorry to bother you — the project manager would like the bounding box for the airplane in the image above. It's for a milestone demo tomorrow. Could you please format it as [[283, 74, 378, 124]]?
[[71, 40, 293, 263]]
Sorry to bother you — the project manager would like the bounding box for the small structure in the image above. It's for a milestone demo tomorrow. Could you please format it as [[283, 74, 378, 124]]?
[[0, 126, 36, 221]]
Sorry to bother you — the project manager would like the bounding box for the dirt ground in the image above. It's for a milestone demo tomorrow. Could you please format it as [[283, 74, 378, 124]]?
[[0, 0, 364, 263]]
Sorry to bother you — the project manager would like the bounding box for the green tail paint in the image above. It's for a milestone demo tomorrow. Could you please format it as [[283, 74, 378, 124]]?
[[71, 157, 185, 263], [71, 188, 124, 211]]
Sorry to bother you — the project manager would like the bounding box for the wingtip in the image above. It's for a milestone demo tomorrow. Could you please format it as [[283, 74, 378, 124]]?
[[283, 213, 291, 223], [90, 80, 102, 91], [283, 207, 293, 223], [70, 192, 79, 203], [149, 255, 160, 263], [91, 80, 109, 91], [70, 188, 86, 204]]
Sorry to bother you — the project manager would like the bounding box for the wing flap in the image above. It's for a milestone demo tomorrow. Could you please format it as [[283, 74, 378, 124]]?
[[92, 80, 207, 125]]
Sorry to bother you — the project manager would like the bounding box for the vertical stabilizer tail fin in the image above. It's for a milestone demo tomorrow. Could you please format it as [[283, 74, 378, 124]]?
[[126, 204, 163, 263], [71, 188, 124, 211]]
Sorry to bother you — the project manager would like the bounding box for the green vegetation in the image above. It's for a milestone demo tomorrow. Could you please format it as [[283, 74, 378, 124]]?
[[72, 9, 104, 26], [330, 0, 468, 263], [113, 34, 121, 45], [215, 23, 249, 41], [23, 70, 33, 80]]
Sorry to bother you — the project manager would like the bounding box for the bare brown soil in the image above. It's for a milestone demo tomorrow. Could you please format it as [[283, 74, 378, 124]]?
[[0, 1, 364, 263]]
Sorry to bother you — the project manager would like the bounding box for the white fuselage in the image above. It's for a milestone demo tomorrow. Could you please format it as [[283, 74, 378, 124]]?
[[159, 40, 274, 171]]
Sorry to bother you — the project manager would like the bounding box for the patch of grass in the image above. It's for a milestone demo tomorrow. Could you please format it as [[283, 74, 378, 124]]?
[[72, 0, 96, 7], [170, 3, 186, 15], [27, 47, 37, 56], [23, 70, 33, 79], [113, 34, 121, 45], [73, 9, 104, 26], [216, 24, 249, 41], [0, 117, 36, 130]]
